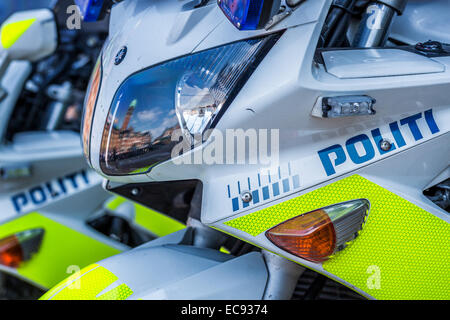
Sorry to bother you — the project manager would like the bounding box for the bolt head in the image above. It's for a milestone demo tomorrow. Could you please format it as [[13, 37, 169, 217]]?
[[380, 140, 392, 151], [241, 191, 253, 203]]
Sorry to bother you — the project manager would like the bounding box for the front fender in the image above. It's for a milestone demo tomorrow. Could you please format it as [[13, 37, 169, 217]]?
[[40, 228, 269, 300]]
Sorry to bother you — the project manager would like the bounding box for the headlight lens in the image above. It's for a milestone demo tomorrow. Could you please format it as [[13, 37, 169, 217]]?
[[100, 33, 280, 176], [81, 56, 102, 165]]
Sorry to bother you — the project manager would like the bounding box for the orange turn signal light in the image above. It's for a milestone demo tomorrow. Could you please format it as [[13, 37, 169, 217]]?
[[0, 229, 44, 268], [266, 199, 369, 263], [0, 235, 22, 268]]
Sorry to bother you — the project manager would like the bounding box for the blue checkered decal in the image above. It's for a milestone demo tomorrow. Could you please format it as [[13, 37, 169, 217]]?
[[228, 163, 301, 212]]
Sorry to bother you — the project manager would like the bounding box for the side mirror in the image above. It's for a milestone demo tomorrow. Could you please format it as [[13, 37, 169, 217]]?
[[0, 9, 57, 102], [0, 9, 57, 62]]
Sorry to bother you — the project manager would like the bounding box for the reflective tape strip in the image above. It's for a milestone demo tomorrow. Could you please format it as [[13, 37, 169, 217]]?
[[40, 264, 133, 300], [225, 175, 450, 299], [97, 284, 133, 300], [1, 18, 36, 49]]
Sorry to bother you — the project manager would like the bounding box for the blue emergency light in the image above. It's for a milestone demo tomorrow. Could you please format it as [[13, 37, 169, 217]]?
[[75, 0, 107, 22], [217, 0, 280, 30]]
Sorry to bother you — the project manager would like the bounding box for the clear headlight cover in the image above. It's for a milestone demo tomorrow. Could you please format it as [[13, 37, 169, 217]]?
[[99, 34, 280, 176]]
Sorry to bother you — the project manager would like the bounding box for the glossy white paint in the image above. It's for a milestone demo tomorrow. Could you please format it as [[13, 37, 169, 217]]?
[[322, 48, 445, 79], [391, 0, 450, 45]]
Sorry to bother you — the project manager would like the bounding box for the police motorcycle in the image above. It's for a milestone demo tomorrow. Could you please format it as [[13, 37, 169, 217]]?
[[0, 0, 184, 299], [42, 0, 449, 300]]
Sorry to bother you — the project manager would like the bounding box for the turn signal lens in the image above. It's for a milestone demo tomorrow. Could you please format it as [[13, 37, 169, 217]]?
[[81, 56, 102, 165], [0, 235, 22, 268], [0, 229, 44, 268], [266, 199, 369, 263]]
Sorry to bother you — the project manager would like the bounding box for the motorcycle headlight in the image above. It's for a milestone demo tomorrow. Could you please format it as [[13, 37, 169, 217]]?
[[98, 33, 280, 176]]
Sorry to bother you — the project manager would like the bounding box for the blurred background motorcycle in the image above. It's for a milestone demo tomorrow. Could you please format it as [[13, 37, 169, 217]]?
[[0, 0, 53, 23], [0, 0, 184, 299]]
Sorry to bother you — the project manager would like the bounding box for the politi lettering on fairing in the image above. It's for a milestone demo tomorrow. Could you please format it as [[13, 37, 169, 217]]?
[[11, 169, 91, 213], [318, 109, 440, 176]]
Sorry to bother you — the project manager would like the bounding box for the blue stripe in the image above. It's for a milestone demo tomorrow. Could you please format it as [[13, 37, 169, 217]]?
[[262, 186, 270, 200], [282, 178, 290, 193], [252, 190, 260, 204], [293, 175, 300, 189], [227, 185, 231, 198], [232, 198, 239, 212], [273, 183, 280, 196]]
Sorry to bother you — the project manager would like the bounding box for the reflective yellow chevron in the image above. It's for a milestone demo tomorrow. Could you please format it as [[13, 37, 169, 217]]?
[[225, 175, 450, 300], [1, 18, 36, 49], [40, 264, 133, 300]]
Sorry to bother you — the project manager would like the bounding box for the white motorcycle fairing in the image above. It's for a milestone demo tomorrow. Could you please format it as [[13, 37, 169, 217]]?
[[86, 0, 450, 299]]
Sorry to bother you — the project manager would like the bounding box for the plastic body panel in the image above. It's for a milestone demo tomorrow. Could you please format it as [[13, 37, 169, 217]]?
[[100, 228, 268, 300], [322, 49, 445, 79], [391, 0, 450, 45], [43, 228, 269, 300]]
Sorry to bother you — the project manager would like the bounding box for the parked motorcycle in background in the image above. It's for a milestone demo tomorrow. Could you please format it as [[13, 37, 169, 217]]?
[[0, 0, 54, 23], [0, 0, 184, 299], [37, 0, 450, 301]]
